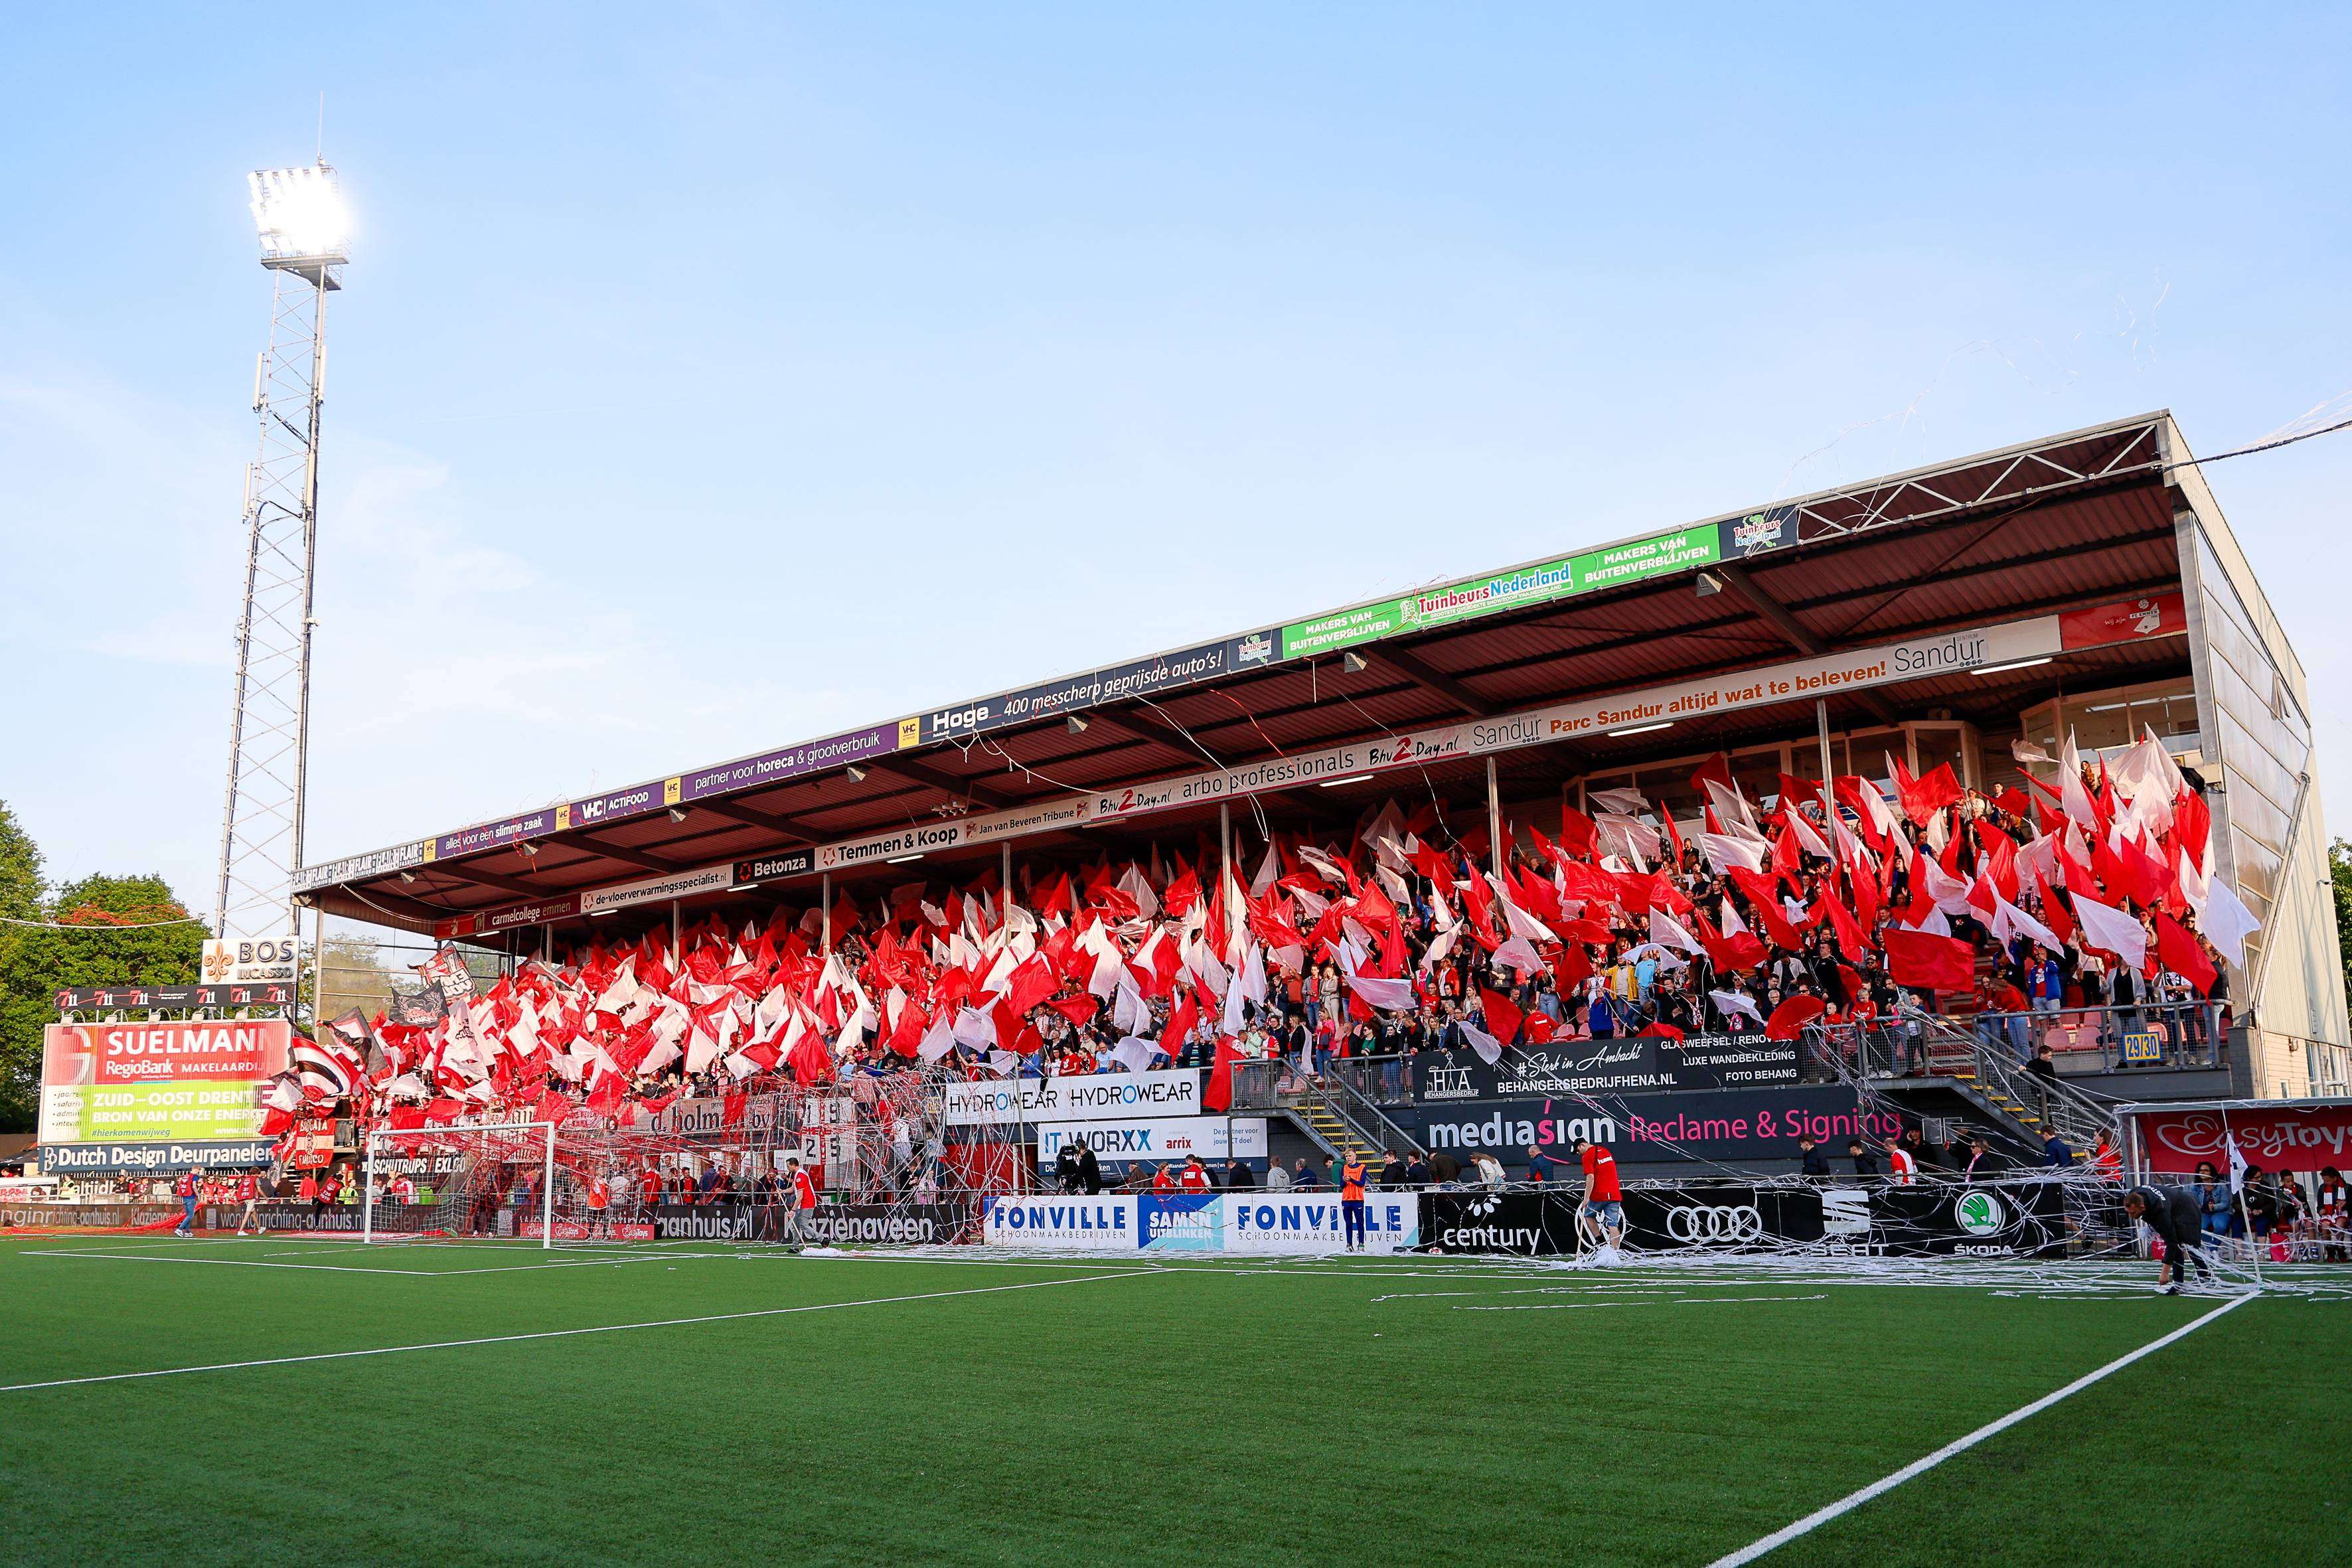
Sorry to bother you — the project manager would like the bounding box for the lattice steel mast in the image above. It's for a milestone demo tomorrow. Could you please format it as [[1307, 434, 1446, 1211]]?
[[212, 163, 349, 940]]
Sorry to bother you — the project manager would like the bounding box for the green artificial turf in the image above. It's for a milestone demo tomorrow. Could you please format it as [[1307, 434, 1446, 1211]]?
[[0, 1234, 2343, 1567]]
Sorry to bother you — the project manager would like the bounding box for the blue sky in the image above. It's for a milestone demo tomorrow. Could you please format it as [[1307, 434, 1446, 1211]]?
[[4, 5, 2348, 917]]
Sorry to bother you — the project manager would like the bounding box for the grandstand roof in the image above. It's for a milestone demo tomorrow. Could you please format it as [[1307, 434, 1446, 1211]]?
[[306, 410, 2205, 937]]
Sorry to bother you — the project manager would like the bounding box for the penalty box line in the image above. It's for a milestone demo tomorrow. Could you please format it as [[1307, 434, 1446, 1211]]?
[[0, 1268, 1155, 1395], [1707, 1292, 2255, 1567]]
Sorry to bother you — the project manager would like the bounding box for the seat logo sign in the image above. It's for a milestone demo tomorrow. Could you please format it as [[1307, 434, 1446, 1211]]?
[[1954, 1191, 2007, 1237], [1665, 1204, 1762, 1243]]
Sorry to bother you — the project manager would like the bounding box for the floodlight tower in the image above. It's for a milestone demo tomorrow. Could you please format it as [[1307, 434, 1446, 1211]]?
[[211, 163, 349, 941]]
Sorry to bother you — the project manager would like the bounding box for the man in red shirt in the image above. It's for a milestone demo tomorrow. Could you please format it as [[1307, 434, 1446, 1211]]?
[[233, 1170, 262, 1235], [586, 1169, 611, 1241], [1178, 1154, 1214, 1192], [785, 1156, 819, 1251], [1574, 1135, 1624, 1263], [173, 1166, 202, 1237], [637, 1164, 663, 1221]]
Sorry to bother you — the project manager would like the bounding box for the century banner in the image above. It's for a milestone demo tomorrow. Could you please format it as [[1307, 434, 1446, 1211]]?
[[1413, 1034, 1800, 1101], [943, 1069, 1203, 1127], [39, 1021, 291, 1147]]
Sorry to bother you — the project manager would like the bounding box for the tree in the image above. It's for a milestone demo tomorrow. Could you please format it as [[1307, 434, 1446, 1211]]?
[[317, 931, 402, 1026], [2333, 838, 2352, 1027], [0, 801, 46, 1132], [0, 821, 206, 1133]]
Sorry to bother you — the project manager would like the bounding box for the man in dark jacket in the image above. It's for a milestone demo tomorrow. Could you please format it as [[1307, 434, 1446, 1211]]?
[[1798, 1135, 1832, 1177], [1427, 1149, 1463, 1185], [1075, 1143, 1104, 1196], [1222, 1159, 1256, 1190], [1054, 1141, 1085, 1194], [1377, 1148, 1408, 1190], [2123, 1183, 2213, 1292]]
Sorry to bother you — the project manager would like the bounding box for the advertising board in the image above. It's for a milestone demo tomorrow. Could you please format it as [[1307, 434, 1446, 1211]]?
[[944, 1069, 1202, 1127], [39, 1021, 290, 1147], [1034, 1117, 1267, 1166]]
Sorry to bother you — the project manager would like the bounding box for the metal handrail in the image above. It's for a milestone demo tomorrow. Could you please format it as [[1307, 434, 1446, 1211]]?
[[1316, 1070, 1417, 1160], [1970, 1001, 2226, 1071]]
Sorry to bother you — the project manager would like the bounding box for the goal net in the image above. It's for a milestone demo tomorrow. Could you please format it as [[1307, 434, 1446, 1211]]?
[[362, 1121, 566, 1246]]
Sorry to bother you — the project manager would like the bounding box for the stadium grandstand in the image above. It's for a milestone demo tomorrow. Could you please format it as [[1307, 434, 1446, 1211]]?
[[276, 412, 2342, 1175]]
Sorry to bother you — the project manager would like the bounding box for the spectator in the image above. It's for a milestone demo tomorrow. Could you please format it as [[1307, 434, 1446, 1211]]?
[[1428, 1148, 1462, 1186], [1377, 1148, 1407, 1190], [2040, 1127, 2073, 1169], [1223, 1158, 1257, 1191], [1291, 1158, 1320, 1190], [1797, 1135, 1831, 1177], [1847, 1138, 1879, 1177], [1472, 1150, 1506, 1186], [1178, 1154, 1213, 1192], [1404, 1149, 1433, 1187], [1264, 1159, 1293, 1192], [2191, 1161, 2233, 1237], [1527, 1144, 1557, 1183]]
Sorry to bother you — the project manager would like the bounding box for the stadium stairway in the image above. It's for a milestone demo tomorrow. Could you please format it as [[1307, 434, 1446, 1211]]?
[[1282, 1079, 1410, 1166], [1851, 1009, 2124, 1167]]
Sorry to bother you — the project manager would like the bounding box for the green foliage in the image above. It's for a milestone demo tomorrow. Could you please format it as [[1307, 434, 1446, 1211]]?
[[0, 803, 205, 1133], [318, 931, 400, 1025], [2333, 838, 2352, 1026]]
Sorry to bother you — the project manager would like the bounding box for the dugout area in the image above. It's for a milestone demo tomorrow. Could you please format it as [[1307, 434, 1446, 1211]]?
[[1, 1232, 2345, 1567]]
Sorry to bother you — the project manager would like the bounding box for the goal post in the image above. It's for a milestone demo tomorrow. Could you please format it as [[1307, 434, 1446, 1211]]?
[[362, 1120, 560, 1248]]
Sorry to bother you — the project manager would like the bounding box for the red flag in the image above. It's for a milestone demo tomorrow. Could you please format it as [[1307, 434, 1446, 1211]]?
[[787, 1026, 832, 1086], [1691, 752, 1735, 795], [722, 1087, 748, 1127], [1203, 1034, 1247, 1113], [1044, 992, 1098, 1028], [1160, 990, 1199, 1061], [1764, 994, 1826, 1042], [1004, 955, 1058, 1016], [1882, 927, 1978, 993], [1556, 807, 1597, 859], [2036, 873, 2075, 946], [2155, 913, 2217, 996], [1642, 1020, 1686, 1045], [1479, 988, 1523, 1046]]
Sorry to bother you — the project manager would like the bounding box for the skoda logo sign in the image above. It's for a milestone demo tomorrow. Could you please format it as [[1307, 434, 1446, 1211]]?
[[1665, 1204, 1763, 1243], [1954, 1191, 2006, 1237]]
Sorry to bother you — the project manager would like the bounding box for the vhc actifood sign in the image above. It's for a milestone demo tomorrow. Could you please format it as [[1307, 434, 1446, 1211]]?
[[944, 1069, 1202, 1127]]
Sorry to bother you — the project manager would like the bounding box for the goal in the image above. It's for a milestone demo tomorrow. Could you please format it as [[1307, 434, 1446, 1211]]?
[[362, 1121, 562, 1247]]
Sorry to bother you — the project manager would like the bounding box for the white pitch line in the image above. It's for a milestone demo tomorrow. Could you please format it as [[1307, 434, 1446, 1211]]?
[[0, 1269, 1153, 1394], [1707, 1292, 2255, 1567], [19, 1248, 654, 1278]]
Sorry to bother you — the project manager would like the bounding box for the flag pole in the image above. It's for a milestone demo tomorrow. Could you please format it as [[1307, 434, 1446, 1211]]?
[[2222, 1105, 2263, 1291], [541, 1119, 556, 1252]]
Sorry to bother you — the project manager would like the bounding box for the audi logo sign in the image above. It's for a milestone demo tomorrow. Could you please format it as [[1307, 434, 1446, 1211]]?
[[1664, 1204, 1764, 1243]]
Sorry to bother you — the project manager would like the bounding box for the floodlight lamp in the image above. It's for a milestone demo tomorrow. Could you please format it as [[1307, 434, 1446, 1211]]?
[[248, 163, 349, 264]]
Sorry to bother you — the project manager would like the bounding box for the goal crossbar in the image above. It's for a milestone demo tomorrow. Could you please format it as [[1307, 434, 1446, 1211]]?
[[362, 1121, 559, 1249]]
